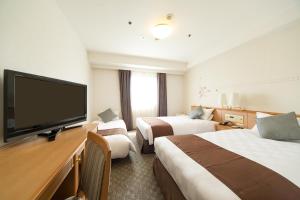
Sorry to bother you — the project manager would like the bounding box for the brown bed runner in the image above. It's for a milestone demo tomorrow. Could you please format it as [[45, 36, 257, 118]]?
[[168, 135, 300, 200], [97, 128, 127, 136], [142, 117, 173, 139]]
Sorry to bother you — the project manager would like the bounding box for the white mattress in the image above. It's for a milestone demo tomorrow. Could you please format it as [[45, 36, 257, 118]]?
[[97, 120, 136, 159], [154, 129, 300, 200], [136, 115, 217, 145]]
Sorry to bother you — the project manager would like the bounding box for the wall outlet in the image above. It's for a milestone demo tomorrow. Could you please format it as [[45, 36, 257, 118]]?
[[224, 114, 244, 125]]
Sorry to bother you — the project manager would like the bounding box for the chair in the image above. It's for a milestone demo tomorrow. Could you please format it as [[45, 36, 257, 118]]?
[[67, 131, 111, 200]]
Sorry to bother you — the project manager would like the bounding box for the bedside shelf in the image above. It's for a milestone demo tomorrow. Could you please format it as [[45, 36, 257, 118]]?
[[215, 124, 244, 131]]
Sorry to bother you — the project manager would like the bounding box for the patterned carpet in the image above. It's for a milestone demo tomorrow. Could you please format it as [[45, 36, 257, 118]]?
[[108, 131, 164, 200]]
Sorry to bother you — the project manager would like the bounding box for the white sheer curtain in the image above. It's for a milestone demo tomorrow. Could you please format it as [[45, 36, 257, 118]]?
[[131, 71, 158, 128]]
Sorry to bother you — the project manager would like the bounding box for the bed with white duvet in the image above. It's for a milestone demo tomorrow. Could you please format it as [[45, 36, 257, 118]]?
[[154, 129, 300, 200], [97, 120, 136, 159], [136, 115, 217, 145]]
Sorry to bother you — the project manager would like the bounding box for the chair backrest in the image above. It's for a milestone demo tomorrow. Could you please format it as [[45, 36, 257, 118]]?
[[80, 132, 111, 200]]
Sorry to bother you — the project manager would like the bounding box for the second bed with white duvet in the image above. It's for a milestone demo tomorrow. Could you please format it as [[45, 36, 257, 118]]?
[[154, 129, 300, 200]]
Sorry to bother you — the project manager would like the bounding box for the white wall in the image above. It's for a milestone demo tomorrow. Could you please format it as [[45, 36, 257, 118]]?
[[184, 19, 300, 113], [92, 69, 121, 120], [89, 51, 187, 75], [167, 74, 184, 115], [0, 0, 92, 144], [92, 68, 184, 120]]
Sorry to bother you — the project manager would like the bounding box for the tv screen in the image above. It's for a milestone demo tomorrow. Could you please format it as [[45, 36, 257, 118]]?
[[4, 69, 87, 142]]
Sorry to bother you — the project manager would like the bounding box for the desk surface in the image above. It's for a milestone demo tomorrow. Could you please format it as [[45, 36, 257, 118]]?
[[0, 123, 97, 200]]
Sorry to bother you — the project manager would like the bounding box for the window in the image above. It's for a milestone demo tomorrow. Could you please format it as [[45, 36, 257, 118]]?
[[131, 71, 157, 126]]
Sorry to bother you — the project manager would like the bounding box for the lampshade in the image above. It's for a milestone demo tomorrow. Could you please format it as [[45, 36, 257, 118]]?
[[218, 93, 227, 108], [229, 93, 240, 108], [151, 24, 172, 39]]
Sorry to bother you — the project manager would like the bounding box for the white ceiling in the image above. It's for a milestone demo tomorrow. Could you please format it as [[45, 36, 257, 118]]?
[[57, 0, 300, 67]]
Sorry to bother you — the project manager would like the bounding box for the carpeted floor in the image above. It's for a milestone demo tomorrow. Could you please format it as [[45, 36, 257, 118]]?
[[108, 131, 164, 200]]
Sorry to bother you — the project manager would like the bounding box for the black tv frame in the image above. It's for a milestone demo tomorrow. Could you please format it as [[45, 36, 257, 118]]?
[[3, 69, 87, 142]]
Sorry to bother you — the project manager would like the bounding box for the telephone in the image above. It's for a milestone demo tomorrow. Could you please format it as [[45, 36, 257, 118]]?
[[219, 120, 234, 126]]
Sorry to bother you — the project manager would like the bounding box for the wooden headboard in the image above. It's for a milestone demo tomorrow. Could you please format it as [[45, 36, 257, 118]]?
[[191, 105, 300, 129]]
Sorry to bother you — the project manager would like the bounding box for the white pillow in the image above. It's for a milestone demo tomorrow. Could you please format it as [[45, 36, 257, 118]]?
[[256, 112, 272, 118], [200, 108, 214, 120]]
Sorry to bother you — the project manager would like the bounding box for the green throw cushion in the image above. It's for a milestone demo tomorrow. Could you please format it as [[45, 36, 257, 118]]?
[[256, 112, 300, 140], [98, 108, 118, 123]]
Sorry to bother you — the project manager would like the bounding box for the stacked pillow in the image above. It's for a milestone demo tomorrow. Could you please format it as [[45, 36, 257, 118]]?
[[200, 108, 214, 120], [251, 112, 272, 132], [188, 106, 204, 119], [188, 106, 214, 120], [252, 112, 300, 141]]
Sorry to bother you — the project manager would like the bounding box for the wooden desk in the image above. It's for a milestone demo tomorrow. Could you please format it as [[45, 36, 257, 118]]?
[[0, 123, 97, 200]]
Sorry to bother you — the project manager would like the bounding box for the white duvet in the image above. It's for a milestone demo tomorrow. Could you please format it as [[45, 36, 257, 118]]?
[[154, 129, 300, 200], [136, 115, 217, 145], [97, 120, 136, 159]]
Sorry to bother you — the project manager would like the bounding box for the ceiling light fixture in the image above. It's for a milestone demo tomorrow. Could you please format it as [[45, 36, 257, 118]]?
[[151, 13, 173, 40], [151, 23, 172, 40]]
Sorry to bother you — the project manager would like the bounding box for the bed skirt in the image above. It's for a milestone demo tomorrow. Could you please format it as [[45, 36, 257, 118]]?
[[153, 156, 186, 200], [136, 128, 154, 154]]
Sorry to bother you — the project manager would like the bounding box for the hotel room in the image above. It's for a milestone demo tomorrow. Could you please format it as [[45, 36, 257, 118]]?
[[0, 0, 300, 200]]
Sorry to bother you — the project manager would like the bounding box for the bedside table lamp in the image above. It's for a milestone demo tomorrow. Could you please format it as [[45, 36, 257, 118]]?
[[218, 93, 228, 108], [229, 93, 241, 109]]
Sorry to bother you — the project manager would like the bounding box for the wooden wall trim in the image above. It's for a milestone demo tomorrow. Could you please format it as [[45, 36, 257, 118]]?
[[191, 105, 300, 129], [192, 105, 300, 116]]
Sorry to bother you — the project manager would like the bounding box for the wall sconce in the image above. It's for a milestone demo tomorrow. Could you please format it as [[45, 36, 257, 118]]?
[[229, 93, 241, 109], [218, 93, 228, 108]]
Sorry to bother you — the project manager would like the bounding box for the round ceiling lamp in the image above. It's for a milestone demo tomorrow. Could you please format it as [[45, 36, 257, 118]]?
[[151, 23, 173, 40]]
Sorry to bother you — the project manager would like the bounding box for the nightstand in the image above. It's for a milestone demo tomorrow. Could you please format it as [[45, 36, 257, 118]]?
[[215, 124, 244, 131]]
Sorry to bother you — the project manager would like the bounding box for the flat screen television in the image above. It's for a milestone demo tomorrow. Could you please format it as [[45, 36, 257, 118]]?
[[3, 69, 87, 142]]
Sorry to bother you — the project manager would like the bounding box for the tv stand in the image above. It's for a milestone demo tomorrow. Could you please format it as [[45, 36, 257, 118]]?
[[38, 128, 61, 141]]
